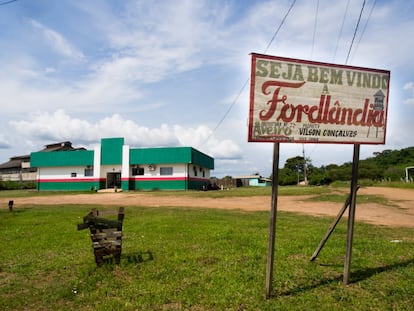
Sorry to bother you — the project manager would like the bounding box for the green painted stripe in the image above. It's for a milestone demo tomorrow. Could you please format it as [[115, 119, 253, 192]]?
[[31, 150, 94, 167], [37, 181, 100, 191], [130, 179, 187, 191]]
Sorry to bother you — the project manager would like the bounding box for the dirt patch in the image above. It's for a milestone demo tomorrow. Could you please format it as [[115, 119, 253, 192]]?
[[1, 187, 414, 227]]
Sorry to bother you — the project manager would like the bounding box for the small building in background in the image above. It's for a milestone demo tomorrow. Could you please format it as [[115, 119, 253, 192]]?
[[0, 155, 36, 182], [30, 137, 214, 191], [0, 141, 84, 183], [234, 175, 272, 187]]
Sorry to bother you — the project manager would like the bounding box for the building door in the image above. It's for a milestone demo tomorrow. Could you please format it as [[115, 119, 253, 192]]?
[[107, 172, 121, 189]]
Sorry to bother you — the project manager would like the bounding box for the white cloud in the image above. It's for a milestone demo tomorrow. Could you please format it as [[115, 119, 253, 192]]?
[[85, 0, 251, 83], [29, 19, 85, 61], [0, 134, 11, 149], [10, 110, 174, 145], [173, 124, 242, 159], [403, 82, 414, 105], [9, 110, 242, 161]]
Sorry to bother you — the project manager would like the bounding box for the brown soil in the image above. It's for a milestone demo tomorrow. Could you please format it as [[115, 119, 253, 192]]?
[[2, 187, 414, 227]]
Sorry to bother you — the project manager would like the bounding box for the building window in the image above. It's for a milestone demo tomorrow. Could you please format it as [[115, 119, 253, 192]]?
[[160, 167, 173, 175], [193, 166, 197, 176], [71, 172, 77, 177], [84, 168, 94, 176], [132, 167, 144, 176]]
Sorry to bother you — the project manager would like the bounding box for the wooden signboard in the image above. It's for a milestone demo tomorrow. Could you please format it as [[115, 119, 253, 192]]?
[[248, 53, 390, 298]]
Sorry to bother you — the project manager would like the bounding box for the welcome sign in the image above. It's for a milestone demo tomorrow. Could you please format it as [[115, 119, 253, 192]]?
[[248, 53, 390, 144]]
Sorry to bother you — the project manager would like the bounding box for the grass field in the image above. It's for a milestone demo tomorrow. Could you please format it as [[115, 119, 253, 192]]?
[[1, 190, 414, 310]]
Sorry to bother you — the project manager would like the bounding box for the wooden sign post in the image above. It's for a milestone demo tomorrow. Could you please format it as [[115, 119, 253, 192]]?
[[248, 53, 390, 297], [265, 143, 280, 298], [344, 144, 360, 284]]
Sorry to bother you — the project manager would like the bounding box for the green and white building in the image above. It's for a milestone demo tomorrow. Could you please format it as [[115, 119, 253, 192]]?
[[30, 137, 214, 191]]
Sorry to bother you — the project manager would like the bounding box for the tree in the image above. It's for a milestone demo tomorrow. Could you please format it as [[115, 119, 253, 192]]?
[[277, 168, 297, 185], [272, 146, 414, 185], [307, 166, 331, 185], [283, 156, 311, 184]]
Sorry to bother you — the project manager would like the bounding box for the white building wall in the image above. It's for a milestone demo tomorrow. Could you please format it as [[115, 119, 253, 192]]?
[[130, 163, 210, 180], [131, 163, 187, 178], [122, 145, 130, 179], [188, 164, 210, 179], [93, 146, 101, 179], [38, 166, 92, 179]]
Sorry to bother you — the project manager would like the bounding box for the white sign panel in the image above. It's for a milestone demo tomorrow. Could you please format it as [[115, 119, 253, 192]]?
[[248, 53, 390, 144]]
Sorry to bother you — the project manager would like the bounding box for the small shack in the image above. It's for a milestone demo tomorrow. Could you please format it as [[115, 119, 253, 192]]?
[[234, 175, 272, 187]]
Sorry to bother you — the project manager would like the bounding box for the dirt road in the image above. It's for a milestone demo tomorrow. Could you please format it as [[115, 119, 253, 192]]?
[[2, 187, 414, 227]]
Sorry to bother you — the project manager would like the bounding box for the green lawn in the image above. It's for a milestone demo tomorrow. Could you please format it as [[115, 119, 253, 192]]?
[[1, 201, 413, 310]]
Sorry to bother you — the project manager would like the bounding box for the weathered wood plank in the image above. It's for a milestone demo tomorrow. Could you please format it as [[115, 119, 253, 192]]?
[[77, 207, 125, 267]]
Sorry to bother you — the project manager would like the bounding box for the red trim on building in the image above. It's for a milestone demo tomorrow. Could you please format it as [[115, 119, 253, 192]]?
[[37, 178, 104, 182], [123, 176, 209, 182]]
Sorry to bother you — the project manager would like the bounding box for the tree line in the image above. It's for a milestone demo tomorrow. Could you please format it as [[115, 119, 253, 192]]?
[[277, 146, 414, 186]]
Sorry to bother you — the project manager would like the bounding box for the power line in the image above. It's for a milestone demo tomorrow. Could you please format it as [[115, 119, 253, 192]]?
[[310, 0, 319, 59], [349, 0, 377, 63], [0, 0, 18, 6], [311, 0, 371, 168], [263, 0, 297, 54], [304, 0, 320, 181], [345, 0, 366, 65], [203, 78, 249, 145], [332, 0, 350, 62], [200, 0, 297, 147]]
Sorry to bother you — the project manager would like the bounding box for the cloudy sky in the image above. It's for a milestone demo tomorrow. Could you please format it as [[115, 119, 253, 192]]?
[[1, 0, 413, 177]]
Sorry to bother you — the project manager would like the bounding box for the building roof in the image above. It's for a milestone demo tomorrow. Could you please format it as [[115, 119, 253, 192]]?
[[0, 141, 86, 170], [40, 141, 86, 152], [0, 155, 30, 169]]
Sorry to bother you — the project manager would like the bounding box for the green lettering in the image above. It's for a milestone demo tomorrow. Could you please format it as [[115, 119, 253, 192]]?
[[255, 60, 268, 77], [330, 69, 343, 85], [319, 67, 330, 83], [282, 64, 292, 80], [292, 65, 304, 81], [346, 71, 357, 86], [307, 66, 318, 82], [362, 73, 371, 88], [371, 74, 380, 88], [382, 75, 389, 89], [269, 62, 282, 78], [254, 122, 263, 136]]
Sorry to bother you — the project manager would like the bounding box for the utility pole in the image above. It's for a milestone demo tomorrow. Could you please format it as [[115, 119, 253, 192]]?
[[302, 144, 308, 185]]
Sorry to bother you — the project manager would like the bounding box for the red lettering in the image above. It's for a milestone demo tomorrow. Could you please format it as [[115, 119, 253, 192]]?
[[256, 80, 384, 127], [259, 81, 306, 121]]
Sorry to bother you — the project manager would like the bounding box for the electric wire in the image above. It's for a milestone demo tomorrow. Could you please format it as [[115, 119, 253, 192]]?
[[304, 0, 321, 170], [263, 0, 297, 54], [349, 0, 377, 63], [307, 0, 372, 165], [200, 0, 297, 147], [0, 0, 18, 6], [312, 0, 372, 167], [310, 0, 319, 59], [332, 0, 351, 62], [345, 0, 366, 65]]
